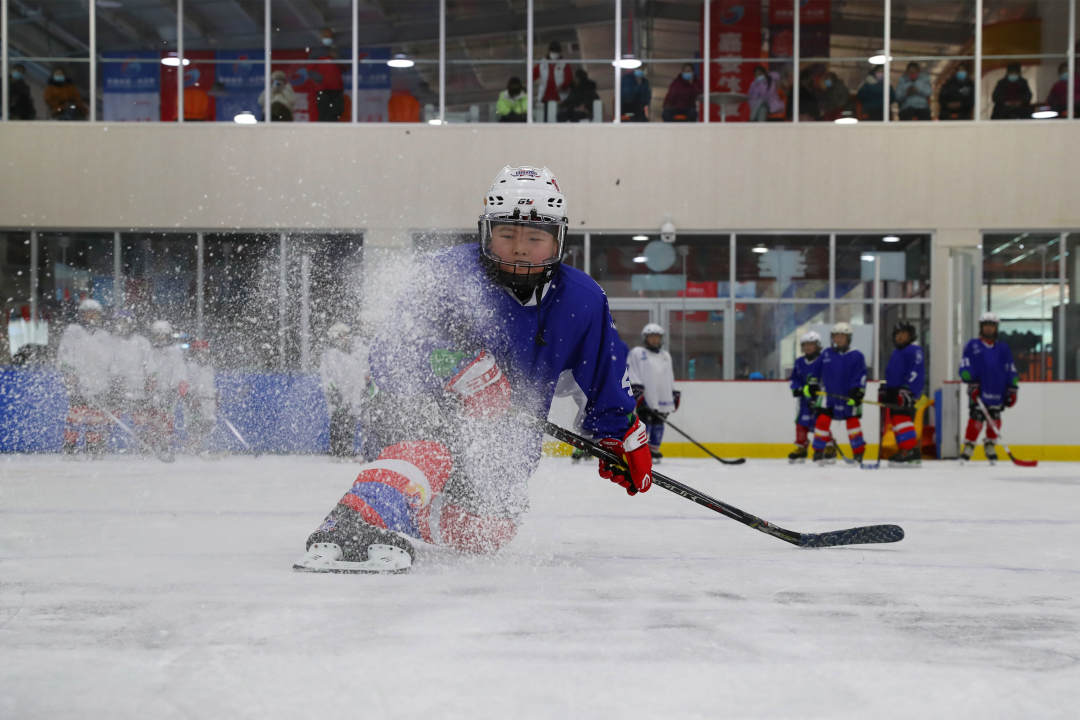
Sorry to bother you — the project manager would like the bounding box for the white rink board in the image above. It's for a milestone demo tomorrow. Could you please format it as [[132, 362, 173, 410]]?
[[2, 455, 1079, 719]]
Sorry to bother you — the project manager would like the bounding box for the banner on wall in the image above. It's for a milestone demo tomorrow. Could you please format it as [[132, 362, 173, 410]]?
[[214, 49, 264, 121], [102, 52, 160, 122], [768, 0, 832, 63], [705, 0, 762, 122]]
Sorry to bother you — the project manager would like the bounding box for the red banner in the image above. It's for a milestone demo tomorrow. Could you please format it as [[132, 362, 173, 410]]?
[[705, 1, 763, 122]]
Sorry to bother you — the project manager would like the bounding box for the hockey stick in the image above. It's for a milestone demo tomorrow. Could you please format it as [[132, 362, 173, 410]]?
[[975, 396, 1037, 467], [222, 416, 259, 456], [540, 418, 903, 548], [663, 419, 746, 465], [817, 391, 906, 411], [99, 407, 175, 463]]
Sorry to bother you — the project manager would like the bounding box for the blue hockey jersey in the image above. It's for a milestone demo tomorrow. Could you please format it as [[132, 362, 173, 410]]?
[[885, 343, 925, 396], [369, 243, 635, 443], [819, 347, 867, 415], [959, 338, 1018, 405]]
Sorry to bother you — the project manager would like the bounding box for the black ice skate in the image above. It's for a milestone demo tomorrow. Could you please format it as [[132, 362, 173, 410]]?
[[650, 449, 663, 462], [788, 445, 808, 463], [959, 441, 975, 462], [293, 505, 414, 574], [852, 448, 866, 466], [812, 448, 826, 465], [824, 443, 838, 465], [888, 448, 922, 467], [983, 440, 999, 465]]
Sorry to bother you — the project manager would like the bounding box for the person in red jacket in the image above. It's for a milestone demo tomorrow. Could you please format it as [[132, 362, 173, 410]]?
[[533, 40, 573, 118], [662, 64, 702, 122]]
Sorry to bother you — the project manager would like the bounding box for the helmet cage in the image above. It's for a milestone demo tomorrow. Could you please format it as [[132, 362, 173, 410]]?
[[478, 210, 567, 297]]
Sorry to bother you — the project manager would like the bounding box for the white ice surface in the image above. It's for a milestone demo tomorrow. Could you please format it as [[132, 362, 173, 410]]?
[[1, 455, 1078, 719]]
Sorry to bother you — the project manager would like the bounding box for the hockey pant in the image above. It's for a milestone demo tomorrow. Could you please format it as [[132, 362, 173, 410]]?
[[328, 403, 359, 457], [645, 421, 665, 451], [134, 402, 175, 452], [965, 401, 1002, 443], [891, 412, 918, 451], [64, 403, 110, 452], [321, 440, 517, 554], [812, 412, 865, 454], [794, 401, 815, 447]]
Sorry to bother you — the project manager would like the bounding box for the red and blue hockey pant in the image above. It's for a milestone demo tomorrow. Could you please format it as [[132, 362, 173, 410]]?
[[812, 408, 865, 455], [794, 400, 815, 447], [965, 401, 1001, 443], [64, 400, 109, 451]]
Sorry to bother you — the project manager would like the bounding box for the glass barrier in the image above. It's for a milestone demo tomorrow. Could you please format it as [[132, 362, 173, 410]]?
[[836, 234, 930, 300], [589, 234, 730, 298], [735, 235, 829, 299], [670, 308, 725, 380], [96, 3, 176, 122], [7, 0, 91, 121], [735, 303, 829, 380]]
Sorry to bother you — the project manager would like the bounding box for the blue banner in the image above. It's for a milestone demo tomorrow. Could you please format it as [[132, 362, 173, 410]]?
[[213, 49, 265, 121], [101, 51, 160, 93]]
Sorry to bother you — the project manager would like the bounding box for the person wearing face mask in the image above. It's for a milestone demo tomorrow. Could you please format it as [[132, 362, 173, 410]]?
[[311, 27, 345, 121], [816, 70, 851, 121], [662, 63, 703, 122], [558, 68, 599, 122], [496, 76, 528, 122], [43, 66, 88, 120], [896, 62, 931, 120], [533, 40, 573, 116], [1044, 61, 1079, 118], [258, 70, 296, 122], [8, 64, 37, 120], [939, 63, 975, 120], [620, 67, 652, 122], [991, 62, 1032, 119], [746, 65, 784, 122], [856, 65, 892, 121]]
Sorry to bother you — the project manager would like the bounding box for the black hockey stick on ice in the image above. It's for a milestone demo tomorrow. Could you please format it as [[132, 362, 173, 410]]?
[[540, 418, 903, 548], [98, 407, 175, 463], [975, 396, 1037, 467], [662, 419, 746, 465]]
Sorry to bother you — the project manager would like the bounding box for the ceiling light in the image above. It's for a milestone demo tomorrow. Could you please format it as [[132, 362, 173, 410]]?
[[632, 234, 649, 242], [868, 54, 892, 65], [834, 116, 858, 125], [427, 118, 444, 125], [752, 245, 768, 254], [861, 254, 876, 262], [613, 56, 643, 70], [161, 56, 191, 67], [883, 235, 900, 243], [387, 54, 415, 69], [633, 255, 648, 263], [1031, 109, 1058, 119], [233, 111, 257, 125]]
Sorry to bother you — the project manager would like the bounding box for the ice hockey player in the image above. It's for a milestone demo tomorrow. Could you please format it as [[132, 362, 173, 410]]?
[[809, 322, 867, 465], [880, 320, 925, 466], [787, 330, 822, 463], [958, 311, 1018, 463], [56, 298, 113, 455], [141, 320, 185, 456], [319, 322, 369, 458], [295, 165, 649, 573], [628, 323, 681, 461], [107, 308, 151, 451], [181, 339, 217, 455]]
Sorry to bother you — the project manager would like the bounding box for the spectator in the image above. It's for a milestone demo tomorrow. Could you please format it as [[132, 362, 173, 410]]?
[[796, 65, 823, 121], [9, 64, 36, 120], [896, 62, 931, 120], [662, 63, 702, 122], [747, 65, 784, 122], [620, 68, 651, 122], [1044, 61, 1078, 118], [558, 68, 599, 122], [534, 40, 573, 113], [855, 65, 892, 121], [991, 63, 1033, 119], [939, 63, 975, 120], [43, 66, 88, 120], [312, 27, 345, 122], [817, 70, 852, 121], [496, 76, 528, 122], [387, 87, 421, 123], [259, 70, 296, 122]]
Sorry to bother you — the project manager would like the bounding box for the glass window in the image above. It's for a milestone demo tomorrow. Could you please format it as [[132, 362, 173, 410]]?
[[446, 1, 525, 123], [610, 309, 651, 347], [707, 1, 794, 122], [590, 234, 729, 298], [797, 59, 866, 122], [8, 0, 91, 121], [836, 234, 930, 300], [889, 1, 976, 122], [737, 303, 830, 381], [669, 308, 724, 381], [120, 232, 197, 337], [2, 232, 34, 359], [97, 4, 176, 122], [532, 3, 609, 123], [735, 234, 829, 299], [203, 233, 281, 370], [37, 233, 115, 323], [290, 233, 364, 352], [1064, 233, 1079, 379], [983, 232, 1066, 380]]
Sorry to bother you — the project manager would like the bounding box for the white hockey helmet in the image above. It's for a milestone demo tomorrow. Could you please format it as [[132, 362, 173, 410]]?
[[478, 165, 568, 298], [642, 322, 665, 338], [78, 298, 103, 313], [327, 322, 351, 340], [831, 321, 853, 336], [150, 319, 173, 337], [799, 330, 822, 347], [979, 311, 1000, 324]]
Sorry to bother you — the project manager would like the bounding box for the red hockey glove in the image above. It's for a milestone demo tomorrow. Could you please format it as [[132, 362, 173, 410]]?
[[444, 351, 511, 419], [968, 383, 981, 403], [597, 417, 653, 495], [897, 388, 916, 412], [1005, 387, 1018, 407]]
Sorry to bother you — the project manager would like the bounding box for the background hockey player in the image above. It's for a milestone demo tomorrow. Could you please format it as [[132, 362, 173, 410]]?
[[56, 298, 113, 455], [879, 321, 925, 466], [788, 331, 822, 463], [318, 322, 369, 458], [141, 320, 186, 456], [181, 339, 218, 455], [295, 165, 649, 573], [809, 322, 867, 464], [959, 312, 1018, 463], [107, 308, 151, 452], [628, 323, 680, 461]]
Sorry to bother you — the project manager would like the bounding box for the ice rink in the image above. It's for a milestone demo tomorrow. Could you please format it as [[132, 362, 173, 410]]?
[[1, 454, 1078, 719]]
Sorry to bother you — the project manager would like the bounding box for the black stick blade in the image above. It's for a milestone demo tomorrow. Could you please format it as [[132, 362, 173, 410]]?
[[798, 524, 905, 548]]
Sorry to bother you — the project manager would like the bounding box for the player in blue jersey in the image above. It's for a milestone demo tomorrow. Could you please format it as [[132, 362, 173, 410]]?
[[879, 320, 925, 466], [808, 322, 867, 464], [787, 331, 822, 463], [958, 311, 1019, 463], [294, 165, 651, 573]]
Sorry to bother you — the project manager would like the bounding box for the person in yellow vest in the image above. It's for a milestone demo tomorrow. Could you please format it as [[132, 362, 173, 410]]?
[[496, 77, 528, 122]]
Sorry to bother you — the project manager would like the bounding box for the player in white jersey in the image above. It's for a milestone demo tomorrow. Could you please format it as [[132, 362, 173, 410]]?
[[319, 322, 369, 458], [141, 320, 186, 455], [56, 298, 114, 455], [107, 308, 151, 435], [627, 323, 681, 460]]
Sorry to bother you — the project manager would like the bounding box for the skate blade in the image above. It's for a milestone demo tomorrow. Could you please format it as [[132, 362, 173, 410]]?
[[292, 542, 412, 574]]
